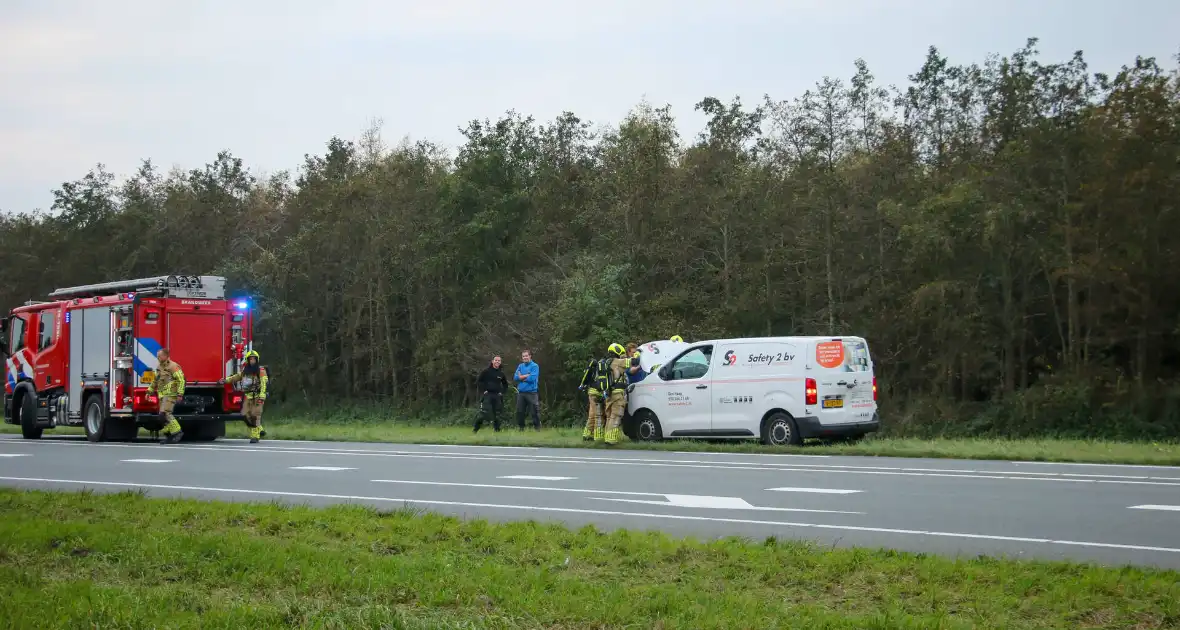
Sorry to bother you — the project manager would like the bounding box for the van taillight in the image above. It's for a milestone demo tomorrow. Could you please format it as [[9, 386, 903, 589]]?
[[873, 377, 878, 401], [805, 378, 817, 406]]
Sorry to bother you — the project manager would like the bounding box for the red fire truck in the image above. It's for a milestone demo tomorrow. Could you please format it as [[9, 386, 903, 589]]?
[[2, 275, 254, 442]]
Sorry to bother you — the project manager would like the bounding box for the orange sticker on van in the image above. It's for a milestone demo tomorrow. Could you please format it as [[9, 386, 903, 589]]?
[[815, 341, 845, 368]]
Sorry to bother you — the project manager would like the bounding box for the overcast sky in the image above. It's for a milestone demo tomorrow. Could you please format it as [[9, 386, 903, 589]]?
[[2, 0, 1177, 214]]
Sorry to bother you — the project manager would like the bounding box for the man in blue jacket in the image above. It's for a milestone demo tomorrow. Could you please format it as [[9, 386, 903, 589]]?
[[513, 349, 541, 430]]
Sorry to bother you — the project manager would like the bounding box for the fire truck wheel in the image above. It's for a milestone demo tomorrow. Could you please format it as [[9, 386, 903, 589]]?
[[83, 394, 108, 442], [18, 393, 41, 439]]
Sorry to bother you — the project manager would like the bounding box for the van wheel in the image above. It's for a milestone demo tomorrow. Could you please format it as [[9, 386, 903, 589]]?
[[84, 394, 108, 442], [761, 412, 801, 447], [633, 410, 662, 442], [18, 393, 42, 439]]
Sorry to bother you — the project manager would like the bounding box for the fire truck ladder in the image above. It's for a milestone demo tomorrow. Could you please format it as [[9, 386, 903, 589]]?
[[47, 275, 227, 301]]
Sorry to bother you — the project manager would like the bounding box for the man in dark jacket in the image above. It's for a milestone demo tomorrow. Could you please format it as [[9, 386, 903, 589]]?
[[474, 355, 510, 432]]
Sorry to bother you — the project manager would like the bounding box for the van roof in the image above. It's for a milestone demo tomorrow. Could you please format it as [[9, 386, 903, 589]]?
[[677, 335, 869, 346]]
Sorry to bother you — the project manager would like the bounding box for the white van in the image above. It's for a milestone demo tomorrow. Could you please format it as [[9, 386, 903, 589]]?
[[622, 336, 879, 446]]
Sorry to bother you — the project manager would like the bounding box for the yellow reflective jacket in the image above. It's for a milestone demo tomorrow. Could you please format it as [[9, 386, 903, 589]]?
[[227, 367, 268, 400], [148, 360, 185, 398]]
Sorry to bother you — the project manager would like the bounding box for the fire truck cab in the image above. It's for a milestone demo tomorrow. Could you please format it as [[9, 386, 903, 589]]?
[[2, 275, 254, 442]]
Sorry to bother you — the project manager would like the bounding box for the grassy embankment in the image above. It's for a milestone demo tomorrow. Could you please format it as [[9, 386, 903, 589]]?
[[0, 488, 1176, 629], [6, 409, 1180, 466]]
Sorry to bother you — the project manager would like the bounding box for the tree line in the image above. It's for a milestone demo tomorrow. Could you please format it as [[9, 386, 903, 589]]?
[[3, 38, 1179, 439]]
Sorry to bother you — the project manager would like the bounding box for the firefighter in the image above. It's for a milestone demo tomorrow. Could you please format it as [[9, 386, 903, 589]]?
[[147, 347, 185, 444], [670, 335, 684, 343], [578, 352, 609, 442], [602, 342, 631, 446], [221, 350, 268, 443]]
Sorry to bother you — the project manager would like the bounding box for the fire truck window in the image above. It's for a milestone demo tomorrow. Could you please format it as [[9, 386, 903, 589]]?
[[11, 317, 27, 352], [38, 311, 56, 350]]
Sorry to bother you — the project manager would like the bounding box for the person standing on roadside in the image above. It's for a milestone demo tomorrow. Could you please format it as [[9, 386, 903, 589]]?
[[626, 342, 647, 383], [513, 349, 541, 430], [474, 355, 510, 433]]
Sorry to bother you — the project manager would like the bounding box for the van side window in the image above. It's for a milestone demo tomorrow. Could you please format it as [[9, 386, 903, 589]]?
[[666, 346, 713, 381], [38, 311, 56, 350], [843, 340, 870, 372], [11, 316, 27, 352]]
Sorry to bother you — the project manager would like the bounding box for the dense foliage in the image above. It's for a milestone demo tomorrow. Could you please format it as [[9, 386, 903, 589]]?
[[3, 39, 1179, 438]]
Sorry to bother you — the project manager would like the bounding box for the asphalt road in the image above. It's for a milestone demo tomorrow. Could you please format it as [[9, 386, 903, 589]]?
[[2, 434, 1180, 569]]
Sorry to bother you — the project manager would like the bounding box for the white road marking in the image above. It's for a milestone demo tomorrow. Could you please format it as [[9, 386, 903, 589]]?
[[1014, 460, 1180, 470], [498, 475, 576, 481], [290, 466, 356, 471], [1129, 505, 1180, 512], [766, 487, 862, 494], [373, 478, 656, 497], [0, 453, 31, 458], [595, 494, 849, 514], [2, 474, 1178, 556], [120, 459, 174, 464], [8, 439, 1180, 487], [369, 479, 862, 514], [669, 450, 832, 459]]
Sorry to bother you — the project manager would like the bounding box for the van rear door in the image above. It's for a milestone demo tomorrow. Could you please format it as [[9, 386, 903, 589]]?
[[811, 337, 875, 426]]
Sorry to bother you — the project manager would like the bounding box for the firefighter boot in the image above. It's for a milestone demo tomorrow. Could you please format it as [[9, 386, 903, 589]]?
[[249, 425, 262, 443], [159, 418, 184, 444]]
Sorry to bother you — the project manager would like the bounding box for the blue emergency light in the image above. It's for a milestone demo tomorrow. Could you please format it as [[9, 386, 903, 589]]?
[[235, 300, 249, 310]]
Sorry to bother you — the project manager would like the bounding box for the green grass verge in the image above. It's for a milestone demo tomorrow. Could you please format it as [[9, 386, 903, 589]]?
[[6, 416, 1180, 466], [0, 488, 1175, 629]]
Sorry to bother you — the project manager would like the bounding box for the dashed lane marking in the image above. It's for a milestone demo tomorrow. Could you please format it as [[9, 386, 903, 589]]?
[[765, 487, 862, 494], [7, 440, 1180, 487]]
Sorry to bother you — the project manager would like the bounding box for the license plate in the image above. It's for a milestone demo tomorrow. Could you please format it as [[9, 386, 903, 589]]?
[[822, 398, 843, 409], [141, 371, 155, 383]]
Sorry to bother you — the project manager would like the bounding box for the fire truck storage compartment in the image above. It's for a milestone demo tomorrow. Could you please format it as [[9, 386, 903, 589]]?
[[167, 312, 225, 383], [68, 306, 113, 419]]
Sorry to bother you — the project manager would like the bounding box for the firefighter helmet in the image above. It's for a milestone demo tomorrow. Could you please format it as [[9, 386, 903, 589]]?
[[670, 335, 683, 343], [608, 342, 626, 357]]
